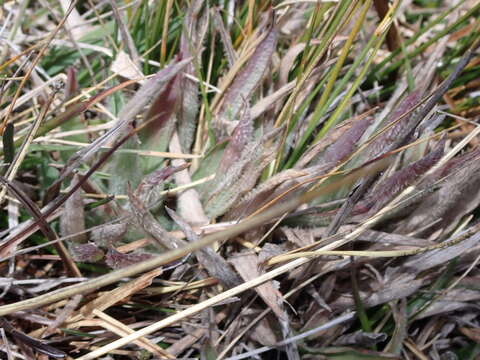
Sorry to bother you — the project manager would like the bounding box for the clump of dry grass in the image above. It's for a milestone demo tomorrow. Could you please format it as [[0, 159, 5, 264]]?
[[0, 0, 480, 359]]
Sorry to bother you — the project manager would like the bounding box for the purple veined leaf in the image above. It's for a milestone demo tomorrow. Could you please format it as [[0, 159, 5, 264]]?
[[217, 23, 277, 122], [358, 137, 445, 215]]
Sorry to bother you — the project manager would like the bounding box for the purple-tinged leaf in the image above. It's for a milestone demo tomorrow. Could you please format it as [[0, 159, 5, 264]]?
[[225, 167, 313, 220], [64, 66, 78, 100], [217, 24, 277, 122], [127, 187, 184, 250], [212, 8, 236, 67], [105, 247, 152, 270], [320, 116, 373, 166], [363, 91, 422, 161], [177, 0, 208, 151], [359, 138, 445, 215], [71, 243, 104, 263], [205, 128, 280, 218], [218, 108, 254, 173], [56, 58, 191, 186], [296, 118, 358, 169], [134, 164, 188, 205], [426, 147, 480, 183], [139, 72, 180, 147]]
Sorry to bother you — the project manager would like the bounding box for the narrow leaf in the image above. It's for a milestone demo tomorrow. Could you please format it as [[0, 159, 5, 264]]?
[[217, 25, 277, 122]]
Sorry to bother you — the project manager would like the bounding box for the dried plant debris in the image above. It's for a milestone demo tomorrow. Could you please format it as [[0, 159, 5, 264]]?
[[1, 1, 480, 359]]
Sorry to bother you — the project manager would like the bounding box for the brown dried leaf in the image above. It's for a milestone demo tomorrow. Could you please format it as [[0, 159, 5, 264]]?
[[249, 316, 279, 346], [399, 231, 480, 273], [251, 80, 296, 120], [279, 43, 306, 86], [90, 223, 127, 247], [279, 227, 315, 248], [64, 66, 77, 100], [332, 273, 423, 312], [111, 50, 143, 81], [230, 251, 286, 321], [412, 288, 480, 319], [333, 331, 387, 347], [459, 327, 480, 344], [79, 268, 163, 316]]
